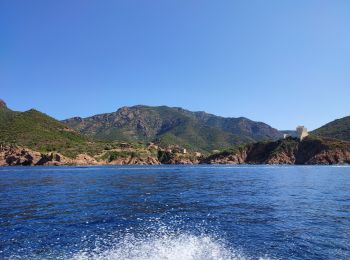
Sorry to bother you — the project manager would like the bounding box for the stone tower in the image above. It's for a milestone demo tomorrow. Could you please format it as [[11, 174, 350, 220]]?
[[296, 126, 308, 141]]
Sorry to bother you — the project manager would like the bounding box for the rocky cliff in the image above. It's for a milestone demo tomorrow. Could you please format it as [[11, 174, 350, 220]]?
[[0, 145, 199, 166], [0, 145, 101, 166], [202, 137, 350, 165]]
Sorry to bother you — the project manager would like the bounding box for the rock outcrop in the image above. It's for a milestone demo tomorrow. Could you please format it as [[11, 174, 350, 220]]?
[[0, 146, 102, 166], [74, 154, 101, 165], [0, 146, 63, 166], [157, 150, 200, 164], [109, 156, 160, 165], [161, 156, 199, 165], [201, 149, 247, 164]]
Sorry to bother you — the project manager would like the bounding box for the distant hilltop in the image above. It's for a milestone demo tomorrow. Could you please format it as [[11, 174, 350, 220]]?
[[62, 105, 283, 152], [0, 99, 7, 108], [312, 116, 350, 142]]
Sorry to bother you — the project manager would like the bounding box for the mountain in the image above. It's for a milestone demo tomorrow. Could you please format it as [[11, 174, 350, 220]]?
[[312, 116, 350, 142], [1, 99, 349, 166], [62, 105, 282, 152], [0, 101, 102, 157]]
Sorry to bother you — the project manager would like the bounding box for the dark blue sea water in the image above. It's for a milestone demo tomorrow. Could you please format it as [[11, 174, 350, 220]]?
[[0, 165, 350, 260]]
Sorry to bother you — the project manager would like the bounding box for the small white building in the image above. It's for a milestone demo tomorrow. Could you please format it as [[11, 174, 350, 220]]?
[[296, 126, 308, 141]]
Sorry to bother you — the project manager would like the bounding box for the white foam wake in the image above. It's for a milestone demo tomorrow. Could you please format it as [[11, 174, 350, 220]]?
[[72, 233, 246, 260]]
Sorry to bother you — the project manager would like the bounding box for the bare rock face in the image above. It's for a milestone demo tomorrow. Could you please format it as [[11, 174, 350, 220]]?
[[201, 150, 247, 164], [36, 153, 61, 166], [163, 157, 198, 165], [0, 146, 65, 166], [0, 146, 39, 166], [304, 149, 350, 165], [157, 151, 199, 165], [295, 138, 350, 165], [0, 146, 102, 166], [265, 152, 295, 164], [264, 145, 298, 165], [109, 156, 160, 165], [74, 154, 101, 165]]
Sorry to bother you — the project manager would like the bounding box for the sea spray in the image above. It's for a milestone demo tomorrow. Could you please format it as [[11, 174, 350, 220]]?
[[72, 231, 245, 260], [70, 220, 273, 260]]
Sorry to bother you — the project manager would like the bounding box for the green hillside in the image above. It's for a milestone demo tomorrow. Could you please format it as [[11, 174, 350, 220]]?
[[312, 116, 350, 142], [0, 102, 103, 157]]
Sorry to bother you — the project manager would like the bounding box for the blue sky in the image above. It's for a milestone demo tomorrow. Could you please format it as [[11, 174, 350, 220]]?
[[1, 0, 349, 130]]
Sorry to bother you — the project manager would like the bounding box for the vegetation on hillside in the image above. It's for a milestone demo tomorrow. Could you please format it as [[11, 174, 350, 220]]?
[[312, 116, 350, 142], [0, 106, 106, 157], [62, 105, 281, 152], [2, 99, 348, 165], [0, 104, 196, 163]]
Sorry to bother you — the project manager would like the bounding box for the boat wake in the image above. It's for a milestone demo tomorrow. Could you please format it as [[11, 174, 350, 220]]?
[[71, 224, 271, 260], [73, 233, 244, 260], [6, 222, 272, 260]]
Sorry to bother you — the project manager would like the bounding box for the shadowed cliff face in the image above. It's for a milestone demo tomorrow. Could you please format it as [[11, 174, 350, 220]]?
[[62, 105, 282, 152], [203, 137, 350, 165]]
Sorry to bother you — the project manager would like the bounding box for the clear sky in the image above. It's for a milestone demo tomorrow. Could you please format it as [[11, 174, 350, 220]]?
[[1, 1, 349, 130]]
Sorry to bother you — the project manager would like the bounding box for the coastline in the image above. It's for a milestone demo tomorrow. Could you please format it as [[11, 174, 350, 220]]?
[[2, 137, 350, 167]]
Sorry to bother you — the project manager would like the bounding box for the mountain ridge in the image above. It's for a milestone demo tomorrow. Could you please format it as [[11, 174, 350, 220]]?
[[62, 105, 282, 152]]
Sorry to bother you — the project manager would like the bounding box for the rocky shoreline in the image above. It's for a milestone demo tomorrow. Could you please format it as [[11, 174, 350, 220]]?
[[202, 137, 350, 165], [1, 137, 350, 166], [0, 145, 198, 166]]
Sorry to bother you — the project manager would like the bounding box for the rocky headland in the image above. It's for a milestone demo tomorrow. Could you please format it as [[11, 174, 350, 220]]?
[[202, 137, 350, 165]]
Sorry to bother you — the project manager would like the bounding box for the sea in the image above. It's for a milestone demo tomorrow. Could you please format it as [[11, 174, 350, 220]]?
[[0, 165, 349, 260]]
